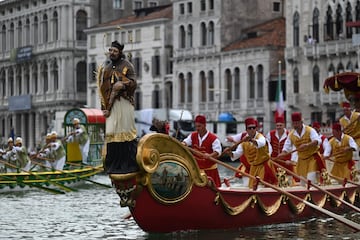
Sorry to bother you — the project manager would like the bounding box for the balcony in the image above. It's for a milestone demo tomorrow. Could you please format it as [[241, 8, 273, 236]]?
[[285, 47, 302, 63], [287, 94, 300, 107], [305, 92, 321, 107], [320, 91, 346, 106], [304, 40, 357, 59]]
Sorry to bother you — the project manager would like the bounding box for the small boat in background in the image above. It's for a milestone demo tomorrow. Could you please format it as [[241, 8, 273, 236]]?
[[0, 164, 105, 194]]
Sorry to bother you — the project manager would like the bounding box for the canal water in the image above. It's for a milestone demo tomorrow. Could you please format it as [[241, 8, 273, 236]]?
[[1, 164, 360, 240]]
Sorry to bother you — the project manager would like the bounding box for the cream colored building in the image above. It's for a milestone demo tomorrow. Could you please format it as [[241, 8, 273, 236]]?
[[0, 0, 93, 148], [172, 0, 284, 133], [85, 5, 173, 111], [284, 0, 359, 125]]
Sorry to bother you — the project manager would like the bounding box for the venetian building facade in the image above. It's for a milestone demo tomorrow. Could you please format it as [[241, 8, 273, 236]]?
[[284, 0, 360, 125], [172, 0, 284, 133], [85, 5, 173, 111], [0, 0, 93, 148]]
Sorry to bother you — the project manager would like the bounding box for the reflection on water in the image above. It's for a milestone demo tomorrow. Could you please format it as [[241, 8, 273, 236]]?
[[0, 166, 359, 240]]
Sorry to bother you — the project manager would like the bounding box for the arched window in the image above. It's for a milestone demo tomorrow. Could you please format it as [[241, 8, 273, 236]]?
[[76, 10, 87, 41], [200, 71, 206, 102], [187, 24, 193, 48], [326, 6, 334, 40], [52, 60, 59, 91], [179, 73, 185, 103], [346, 61, 354, 71], [8, 68, 14, 96], [187, 72, 193, 103], [313, 8, 320, 43], [41, 62, 48, 93], [234, 67, 240, 100], [248, 66, 255, 98], [135, 87, 142, 110], [208, 70, 214, 101], [32, 64, 38, 93], [17, 20, 22, 47], [293, 68, 299, 93], [313, 65, 320, 92], [293, 12, 300, 46], [152, 85, 160, 108], [346, 2, 353, 38], [356, 0, 360, 33], [53, 11, 58, 41], [25, 19, 30, 44], [1, 25, 6, 52], [337, 62, 344, 73], [335, 4, 343, 37], [42, 14, 48, 43], [179, 25, 185, 48], [9, 23, 14, 49], [328, 63, 335, 75], [76, 61, 87, 92], [257, 65, 263, 98], [200, 22, 207, 46], [16, 66, 22, 95], [0, 68, 5, 97], [34, 16, 39, 45], [208, 21, 214, 45], [24, 64, 30, 94], [225, 69, 232, 100]]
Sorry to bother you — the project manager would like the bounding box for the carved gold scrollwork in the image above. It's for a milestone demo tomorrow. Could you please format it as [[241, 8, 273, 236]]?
[[141, 148, 160, 173]]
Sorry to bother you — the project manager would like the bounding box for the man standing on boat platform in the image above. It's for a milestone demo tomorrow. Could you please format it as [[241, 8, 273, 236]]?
[[278, 112, 324, 185], [323, 122, 357, 181], [66, 118, 90, 165], [182, 115, 222, 187], [339, 101, 360, 171], [97, 40, 139, 174], [225, 117, 277, 188]]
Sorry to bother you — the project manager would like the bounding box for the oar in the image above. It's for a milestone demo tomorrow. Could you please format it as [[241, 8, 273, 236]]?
[[329, 173, 360, 187], [0, 173, 65, 194], [271, 160, 360, 213], [34, 161, 111, 189], [219, 137, 248, 158], [186, 147, 360, 232], [0, 159, 76, 192]]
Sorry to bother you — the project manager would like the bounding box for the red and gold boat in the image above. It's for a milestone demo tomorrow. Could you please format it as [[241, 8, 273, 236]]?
[[109, 133, 360, 233]]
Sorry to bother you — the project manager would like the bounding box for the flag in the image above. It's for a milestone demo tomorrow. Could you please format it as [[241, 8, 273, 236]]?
[[275, 61, 284, 118]]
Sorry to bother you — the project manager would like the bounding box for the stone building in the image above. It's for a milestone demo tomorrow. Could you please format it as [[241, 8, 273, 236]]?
[[85, 4, 173, 111], [0, 0, 172, 148], [284, 0, 360, 125], [0, 0, 93, 148], [172, 0, 284, 133]]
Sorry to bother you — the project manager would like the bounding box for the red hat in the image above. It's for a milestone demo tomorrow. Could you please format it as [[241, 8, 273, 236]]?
[[332, 122, 342, 131], [291, 112, 302, 122], [275, 116, 285, 123], [341, 101, 351, 109], [194, 115, 206, 124], [312, 121, 321, 129], [245, 117, 257, 127]]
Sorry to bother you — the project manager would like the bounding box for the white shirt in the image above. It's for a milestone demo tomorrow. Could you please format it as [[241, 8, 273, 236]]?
[[323, 133, 358, 157], [282, 124, 321, 152], [183, 130, 222, 155], [231, 132, 266, 161]]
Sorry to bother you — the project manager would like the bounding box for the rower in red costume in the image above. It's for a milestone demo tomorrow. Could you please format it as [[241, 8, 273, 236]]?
[[182, 115, 222, 187]]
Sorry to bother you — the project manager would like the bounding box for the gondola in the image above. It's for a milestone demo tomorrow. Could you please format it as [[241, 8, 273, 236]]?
[[109, 133, 360, 233]]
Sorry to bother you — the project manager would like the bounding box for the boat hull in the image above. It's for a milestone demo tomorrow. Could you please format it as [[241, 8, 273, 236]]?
[[0, 165, 104, 192], [130, 184, 359, 232], [110, 133, 360, 233]]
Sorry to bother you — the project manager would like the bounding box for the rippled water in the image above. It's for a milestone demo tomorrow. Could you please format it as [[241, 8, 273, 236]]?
[[1, 165, 360, 240]]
